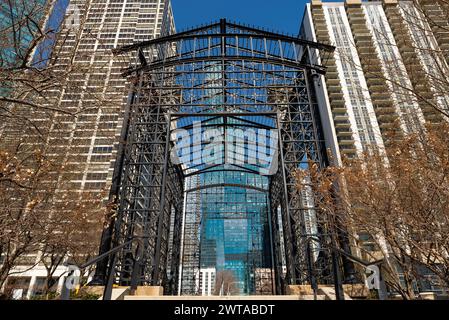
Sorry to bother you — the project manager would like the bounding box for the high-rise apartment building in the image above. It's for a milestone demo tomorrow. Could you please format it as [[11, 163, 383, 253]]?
[[301, 0, 449, 297], [301, 0, 449, 158], [43, 0, 175, 198], [1, 0, 175, 299]]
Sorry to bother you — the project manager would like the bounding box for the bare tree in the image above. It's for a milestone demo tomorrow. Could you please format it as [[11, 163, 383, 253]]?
[[214, 270, 239, 296], [0, 143, 60, 289], [37, 189, 105, 297], [1, 0, 123, 142], [0, 140, 105, 294], [0, 0, 124, 298], [296, 123, 449, 299]]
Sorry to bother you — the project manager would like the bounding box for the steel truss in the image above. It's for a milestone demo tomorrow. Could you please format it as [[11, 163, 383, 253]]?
[[96, 19, 346, 295]]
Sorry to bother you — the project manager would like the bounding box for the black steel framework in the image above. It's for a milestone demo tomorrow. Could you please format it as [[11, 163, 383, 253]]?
[[95, 19, 346, 295]]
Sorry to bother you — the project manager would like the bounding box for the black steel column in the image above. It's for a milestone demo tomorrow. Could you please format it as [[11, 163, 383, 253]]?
[[152, 113, 172, 285], [276, 111, 297, 286], [91, 85, 135, 285]]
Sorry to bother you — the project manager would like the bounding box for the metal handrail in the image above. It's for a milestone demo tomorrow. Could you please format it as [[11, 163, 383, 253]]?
[[62, 237, 145, 300]]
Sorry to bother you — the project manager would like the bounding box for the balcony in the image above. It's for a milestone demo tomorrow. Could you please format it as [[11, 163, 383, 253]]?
[[336, 129, 353, 137], [334, 121, 352, 129], [325, 77, 340, 86]]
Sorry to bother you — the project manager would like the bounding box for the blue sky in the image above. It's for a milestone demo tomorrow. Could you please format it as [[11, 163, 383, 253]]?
[[171, 0, 309, 36]]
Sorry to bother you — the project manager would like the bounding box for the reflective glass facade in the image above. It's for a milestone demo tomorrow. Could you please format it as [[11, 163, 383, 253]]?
[[177, 63, 274, 295], [199, 172, 271, 295]]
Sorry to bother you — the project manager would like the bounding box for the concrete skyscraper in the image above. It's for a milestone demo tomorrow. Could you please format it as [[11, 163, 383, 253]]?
[[301, 0, 449, 298], [301, 0, 449, 158], [1, 0, 175, 299], [42, 0, 175, 198]]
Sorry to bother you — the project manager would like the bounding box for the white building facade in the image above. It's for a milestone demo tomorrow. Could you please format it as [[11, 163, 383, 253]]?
[[301, 0, 449, 160]]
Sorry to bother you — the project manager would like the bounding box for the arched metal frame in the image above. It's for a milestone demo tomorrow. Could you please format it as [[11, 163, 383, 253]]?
[[100, 19, 339, 295]]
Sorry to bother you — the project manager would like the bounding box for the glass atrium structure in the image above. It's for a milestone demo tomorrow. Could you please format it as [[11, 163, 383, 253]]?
[[100, 19, 337, 296]]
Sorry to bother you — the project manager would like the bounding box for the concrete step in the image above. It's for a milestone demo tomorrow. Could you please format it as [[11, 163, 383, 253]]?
[[298, 295, 327, 300], [319, 287, 352, 300], [99, 287, 130, 300]]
